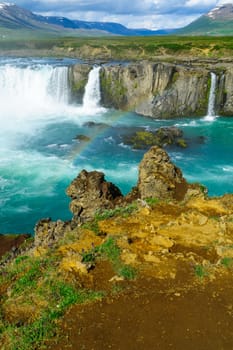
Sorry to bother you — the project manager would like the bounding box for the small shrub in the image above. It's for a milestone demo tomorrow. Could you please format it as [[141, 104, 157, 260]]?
[[145, 197, 160, 206], [119, 265, 137, 280], [194, 264, 208, 278], [221, 257, 233, 268], [97, 237, 121, 263]]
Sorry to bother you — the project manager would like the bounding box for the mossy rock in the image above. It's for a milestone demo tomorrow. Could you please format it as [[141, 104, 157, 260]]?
[[75, 134, 91, 142], [176, 138, 187, 148], [123, 127, 186, 150]]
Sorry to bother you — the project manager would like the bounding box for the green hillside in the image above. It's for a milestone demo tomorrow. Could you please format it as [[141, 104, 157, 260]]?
[[177, 15, 233, 35]]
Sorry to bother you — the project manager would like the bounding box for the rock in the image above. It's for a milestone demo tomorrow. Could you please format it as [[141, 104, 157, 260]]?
[[0, 233, 31, 259], [100, 62, 209, 118], [69, 64, 92, 103], [135, 146, 188, 201], [70, 61, 233, 118], [74, 134, 91, 142], [34, 218, 70, 248], [66, 170, 123, 223], [83, 121, 108, 129], [123, 126, 186, 149]]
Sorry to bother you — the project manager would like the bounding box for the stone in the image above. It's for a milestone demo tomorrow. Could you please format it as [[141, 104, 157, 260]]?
[[135, 146, 188, 201], [99, 62, 209, 118], [123, 126, 186, 150], [34, 218, 69, 247], [66, 170, 123, 223]]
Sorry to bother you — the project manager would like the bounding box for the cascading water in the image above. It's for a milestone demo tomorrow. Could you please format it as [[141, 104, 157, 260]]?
[[0, 64, 70, 118], [206, 72, 217, 120], [0, 58, 232, 235], [0, 59, 110, 233], [82, 66, 102, 111]]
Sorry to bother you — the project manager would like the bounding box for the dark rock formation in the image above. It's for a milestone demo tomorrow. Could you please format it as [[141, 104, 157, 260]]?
[[69, 63, 92, 103], [0, 233, 31, 260], [134, 146, 188, 201], [33, 147, 191, 247], [123, 126, 187, 149], [34, 218, 70, 248], [99, 62, 209, 118], [74, 134, 91, 142], [66, 170, 123, 223], [69, 61, 233, 118]]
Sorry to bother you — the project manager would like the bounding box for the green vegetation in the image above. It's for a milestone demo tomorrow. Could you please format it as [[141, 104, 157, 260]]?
[[145, 197, 160, 207], [0, 252, 103, 349], [2, 35, 233, 60], [95, 203, 138, 220], [177, 16, 233, 36], [221, 257, 233, 268], [81, 237, 137, 280], [82, 203, 138, 235], [194, 264, 208, 278]]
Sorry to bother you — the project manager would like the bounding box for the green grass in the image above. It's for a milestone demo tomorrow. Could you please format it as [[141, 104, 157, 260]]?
[[221, 257, 233, 268], [145, 197, 160, 207], [95, 202, 138, 221], [0, 251, 104, 349], [82, 203, 138, 235], [81, 237, 137, 281], [194, 264, 208, 278], [2, 35, 233, 60]]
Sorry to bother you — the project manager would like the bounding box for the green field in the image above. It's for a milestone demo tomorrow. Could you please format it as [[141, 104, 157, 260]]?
[[1, 35, 233, 60]]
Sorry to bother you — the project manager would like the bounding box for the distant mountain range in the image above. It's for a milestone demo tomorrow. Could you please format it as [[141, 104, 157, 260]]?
[[0, 2, 233, 39], [177, 3, 233, 35], [0, 2, 175, 38]]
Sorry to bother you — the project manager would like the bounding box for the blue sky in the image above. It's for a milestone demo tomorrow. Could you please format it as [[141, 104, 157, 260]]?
[[7, 0, 230, 29]]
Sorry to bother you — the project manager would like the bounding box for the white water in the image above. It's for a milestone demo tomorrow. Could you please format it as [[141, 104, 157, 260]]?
[[0, 63, 105, 145], [0, 60, 108, 232], [0, 64, 69, 118], [83, 66, 102, 112], [205, 72, 217, 121]]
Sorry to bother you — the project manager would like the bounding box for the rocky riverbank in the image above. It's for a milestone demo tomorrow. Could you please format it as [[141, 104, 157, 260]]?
[[0, 146, 233, 349], [69, 59, 233, 118]]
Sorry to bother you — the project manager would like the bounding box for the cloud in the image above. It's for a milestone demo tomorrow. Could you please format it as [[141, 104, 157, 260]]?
[[12, 0, 219, 29]]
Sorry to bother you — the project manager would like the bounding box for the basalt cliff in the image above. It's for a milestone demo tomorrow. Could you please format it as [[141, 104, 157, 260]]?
[[69, 60, 233, 118]]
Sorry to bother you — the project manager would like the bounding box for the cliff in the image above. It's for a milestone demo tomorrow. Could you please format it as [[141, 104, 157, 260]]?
[[1, 146, 233, 349], [69, 60, 233, 118]]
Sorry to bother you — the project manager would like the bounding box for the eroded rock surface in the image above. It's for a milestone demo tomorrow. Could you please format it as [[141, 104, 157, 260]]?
[[133, 146, 188, 201], [66, 169, 123, 223]]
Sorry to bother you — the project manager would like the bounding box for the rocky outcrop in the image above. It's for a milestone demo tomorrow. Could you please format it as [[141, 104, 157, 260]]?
[[70, 60, 233, 118], [66, 170, 123, 223], [219, 67, 233, 115], [32, 147, 197, 249], [69, 63, 92, 103], [134, 146, 188, 201], [34, 218, 70, 248], [100, 61, 210, 118], [123, 126, 187, 149]]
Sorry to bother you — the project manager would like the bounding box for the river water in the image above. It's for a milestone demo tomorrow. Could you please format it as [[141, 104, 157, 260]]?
[[0, 58, 232, 234]]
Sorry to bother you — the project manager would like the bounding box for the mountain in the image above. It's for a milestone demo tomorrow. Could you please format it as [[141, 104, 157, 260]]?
[[177, 3, 233, 35], [0, 2, 175, 38]]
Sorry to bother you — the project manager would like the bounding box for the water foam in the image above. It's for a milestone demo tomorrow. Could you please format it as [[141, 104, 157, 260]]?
[[203, 72, 217, 121]]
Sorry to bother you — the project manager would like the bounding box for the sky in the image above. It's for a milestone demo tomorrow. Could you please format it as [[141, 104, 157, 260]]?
[[7, 0, 233, 29]]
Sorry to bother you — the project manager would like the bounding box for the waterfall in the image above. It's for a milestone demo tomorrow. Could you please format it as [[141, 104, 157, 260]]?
[[82, 66, 101, 111], [206, 72, 217, 119], [0, 64, 70, 121]]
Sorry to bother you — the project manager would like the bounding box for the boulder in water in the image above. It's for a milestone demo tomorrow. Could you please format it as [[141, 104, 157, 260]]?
[[123, 126, 187, 150]]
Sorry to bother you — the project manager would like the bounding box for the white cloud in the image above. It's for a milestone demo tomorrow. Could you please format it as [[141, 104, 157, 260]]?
[[185, 0, 215, 7], [217, 0, 233, 4], [13, 0, 220, 29]]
